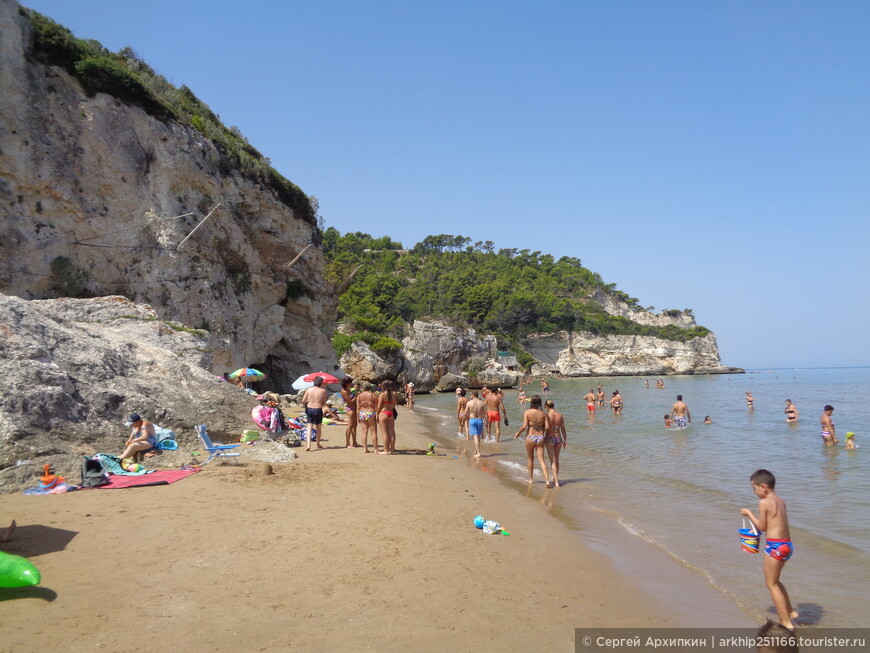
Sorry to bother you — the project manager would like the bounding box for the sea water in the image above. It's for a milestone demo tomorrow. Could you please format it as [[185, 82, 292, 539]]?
[[415, 368, 870, 627]]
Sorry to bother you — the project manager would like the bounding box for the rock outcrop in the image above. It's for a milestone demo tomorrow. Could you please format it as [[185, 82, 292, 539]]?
[[524, 331, 742, 377], [0, 294, 265, 492], [0, 0, 338, 390], [592, 290, 697, 329]]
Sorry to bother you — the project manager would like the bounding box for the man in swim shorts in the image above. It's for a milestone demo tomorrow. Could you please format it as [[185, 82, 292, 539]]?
[[584, 390, 596, 413], [466, 391, 486, 458], [670, 394, 691, 428], [301, 376, 328, 451], [484, 388, 506, 442]]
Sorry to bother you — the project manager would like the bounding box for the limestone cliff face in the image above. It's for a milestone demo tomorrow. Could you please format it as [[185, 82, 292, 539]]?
[[0, 0, 338, 387], [524, 331, 741, 376], [592, 290, 697, 329]]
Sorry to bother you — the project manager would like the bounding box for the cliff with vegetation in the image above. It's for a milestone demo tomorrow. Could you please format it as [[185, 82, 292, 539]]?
[[323, 230, 741, 381], [0, 0, 338, 387]]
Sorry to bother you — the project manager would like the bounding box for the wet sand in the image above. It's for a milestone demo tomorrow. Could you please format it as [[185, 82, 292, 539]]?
[[1, 409, 739, 652]]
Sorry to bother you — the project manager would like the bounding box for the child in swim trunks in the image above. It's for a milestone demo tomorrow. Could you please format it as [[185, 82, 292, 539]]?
[[741, 469, 798, 631]]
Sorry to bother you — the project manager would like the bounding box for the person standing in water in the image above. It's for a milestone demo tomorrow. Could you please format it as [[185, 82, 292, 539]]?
[[670, 394, 691, 428], [820, 405, 838, 446]]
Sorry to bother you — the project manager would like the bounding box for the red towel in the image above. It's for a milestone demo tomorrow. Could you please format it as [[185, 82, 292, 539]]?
[[99, 469, 199, 489]]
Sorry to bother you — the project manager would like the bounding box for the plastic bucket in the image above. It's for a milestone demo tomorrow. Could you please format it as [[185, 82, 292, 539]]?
[[739, 519, 759, 553]]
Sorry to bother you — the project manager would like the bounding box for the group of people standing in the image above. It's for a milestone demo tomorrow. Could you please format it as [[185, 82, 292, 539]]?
[[301, 377, 403, 454]]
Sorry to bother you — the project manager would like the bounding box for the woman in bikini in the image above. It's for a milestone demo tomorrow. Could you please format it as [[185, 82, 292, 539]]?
[[514, 395, 552, 487], [377, 380, 399, 454], [544, 399, 567, 488], [456, 388, 469, 439], [340, 377, 359, 448], [356, 382, 379, 453]]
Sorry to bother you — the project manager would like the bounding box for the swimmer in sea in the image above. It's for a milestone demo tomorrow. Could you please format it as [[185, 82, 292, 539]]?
[[746, 392, 755, 411], [845, 431, 857, 450], [583, 389, 596, 413], [670, 394, 691, 428], [784, 399, 798, 423], [514, 395, 551, 487]]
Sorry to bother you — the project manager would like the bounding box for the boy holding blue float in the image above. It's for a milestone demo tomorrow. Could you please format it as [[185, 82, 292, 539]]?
[[741, 469, 798, 632]]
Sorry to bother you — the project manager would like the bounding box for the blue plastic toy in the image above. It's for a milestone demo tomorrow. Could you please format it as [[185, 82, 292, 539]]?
[[473, 515, 485, 529]]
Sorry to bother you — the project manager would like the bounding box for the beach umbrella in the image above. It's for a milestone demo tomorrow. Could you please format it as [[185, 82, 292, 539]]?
[[291, 372, 340, 391], [228, 368, 267, 382], [300, 371, 340, 384]]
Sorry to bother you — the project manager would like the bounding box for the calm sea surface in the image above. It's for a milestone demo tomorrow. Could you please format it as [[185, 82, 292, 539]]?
[[414, 368, 870, 627]]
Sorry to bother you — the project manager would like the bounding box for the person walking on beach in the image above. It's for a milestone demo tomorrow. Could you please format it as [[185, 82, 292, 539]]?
[[741, 469, 798, 632], [356, 382, 378, 453], [584, 389, 596, 413], [377, 380, 399, 454], [301, 377, 328, 451], [404, 381, 415, 411], [670, 395, 691, 428], [456, 388, 469, 439], [820, 405, 838, 446], [340, 377, 359, 449], [544, 399, 567, 488], [784, 400, 798, 423], [514, 395, 552, 487], [484, 388, 506, 442], [466, 391, 486, 458]]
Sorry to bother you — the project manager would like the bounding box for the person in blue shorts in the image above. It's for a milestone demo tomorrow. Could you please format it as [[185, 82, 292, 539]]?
[[466, 390, 486, 458]]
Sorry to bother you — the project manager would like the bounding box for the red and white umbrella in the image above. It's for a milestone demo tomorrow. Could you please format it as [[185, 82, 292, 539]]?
[[291, 372, 341, 391]]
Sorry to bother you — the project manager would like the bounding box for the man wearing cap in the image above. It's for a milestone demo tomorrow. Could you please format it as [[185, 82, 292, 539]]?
[[120, 413, 156, 462]]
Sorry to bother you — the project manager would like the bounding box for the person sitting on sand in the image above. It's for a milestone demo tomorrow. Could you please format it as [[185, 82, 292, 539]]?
[[324, 402, 348, 424], [120, 413, 156, 462], [514, 395, 552, 487], [1, 520, 15, 542]]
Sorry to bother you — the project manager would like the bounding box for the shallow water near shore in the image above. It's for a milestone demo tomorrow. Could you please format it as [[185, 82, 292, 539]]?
[[414, 367, 870, 628]]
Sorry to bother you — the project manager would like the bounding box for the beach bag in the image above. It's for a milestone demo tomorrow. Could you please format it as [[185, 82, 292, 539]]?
[[153, 425, 178, 450], [81, 457, 110, 488]]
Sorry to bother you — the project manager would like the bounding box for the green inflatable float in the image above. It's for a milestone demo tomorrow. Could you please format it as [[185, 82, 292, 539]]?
[[0, 550, 41, 588]]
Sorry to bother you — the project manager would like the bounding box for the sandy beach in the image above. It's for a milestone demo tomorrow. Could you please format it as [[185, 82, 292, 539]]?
[[3, 409, 727, 653]]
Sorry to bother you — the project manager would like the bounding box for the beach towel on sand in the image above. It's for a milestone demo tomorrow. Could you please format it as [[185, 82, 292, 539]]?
[[93, 454, 152, 476]]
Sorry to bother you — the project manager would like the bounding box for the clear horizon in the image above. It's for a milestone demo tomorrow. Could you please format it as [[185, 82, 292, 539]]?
[[18, 0, 870, 370]]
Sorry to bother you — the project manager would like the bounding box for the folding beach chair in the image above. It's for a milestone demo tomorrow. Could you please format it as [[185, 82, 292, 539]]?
[[195, 424, 242, 465]]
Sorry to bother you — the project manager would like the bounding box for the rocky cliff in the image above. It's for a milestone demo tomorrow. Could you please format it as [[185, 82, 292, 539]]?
[[0, 294, 274, 492], [0, 0, 338, 388], [524, 331, 741, 376]]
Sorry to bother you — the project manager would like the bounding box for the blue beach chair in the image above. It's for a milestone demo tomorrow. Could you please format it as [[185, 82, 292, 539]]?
[[195, 424, 241, 465]]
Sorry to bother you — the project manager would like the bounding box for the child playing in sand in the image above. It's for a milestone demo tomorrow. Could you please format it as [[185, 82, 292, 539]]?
[[741, 469, 798, 631]]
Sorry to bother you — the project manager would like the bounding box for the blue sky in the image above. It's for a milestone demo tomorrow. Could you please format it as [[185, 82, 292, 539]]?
[[21, 0, 870, 369]]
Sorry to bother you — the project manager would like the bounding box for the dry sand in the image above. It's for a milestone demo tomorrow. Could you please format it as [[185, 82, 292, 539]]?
[[2, 410, 695, 652]]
